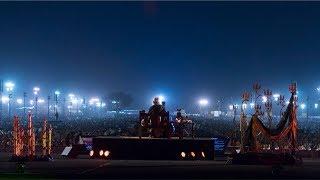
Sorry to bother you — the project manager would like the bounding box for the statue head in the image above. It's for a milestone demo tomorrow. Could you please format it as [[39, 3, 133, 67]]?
[[153, 97, 160, 105]]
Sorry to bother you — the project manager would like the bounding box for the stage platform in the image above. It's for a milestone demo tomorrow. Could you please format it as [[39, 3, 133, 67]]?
[[91, 136, 215, 160]]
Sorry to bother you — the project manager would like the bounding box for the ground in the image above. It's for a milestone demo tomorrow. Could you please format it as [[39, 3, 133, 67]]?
[[0, 153, 319, 179]]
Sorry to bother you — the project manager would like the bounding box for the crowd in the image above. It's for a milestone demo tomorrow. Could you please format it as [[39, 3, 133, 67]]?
[[0, 114, 320, 153]]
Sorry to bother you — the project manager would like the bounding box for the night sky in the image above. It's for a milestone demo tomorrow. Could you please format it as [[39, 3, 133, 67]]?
[[0, 2, 320, 109]]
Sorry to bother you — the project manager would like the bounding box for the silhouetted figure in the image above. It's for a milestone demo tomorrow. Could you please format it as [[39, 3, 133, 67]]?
[[148, 97, 167, 138]]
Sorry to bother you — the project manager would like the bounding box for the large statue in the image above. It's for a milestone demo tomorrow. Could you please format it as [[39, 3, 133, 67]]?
[[175, 109, 194, 139], [139, 97, 170, 138]]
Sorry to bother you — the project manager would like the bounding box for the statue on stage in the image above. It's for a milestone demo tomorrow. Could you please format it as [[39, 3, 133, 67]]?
[[174, 109, 194, 139], [139, 97, 170, 138]]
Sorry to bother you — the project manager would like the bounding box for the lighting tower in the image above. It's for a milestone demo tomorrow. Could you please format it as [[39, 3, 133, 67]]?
[[198, 98, 209, 115], [47, 95, 51, 120], [54, 90, 60, 121], [23, 92, 27, 121], [0, 80, 3, 124], [33, 87, 40, 119], [5, 81, 15, 120]]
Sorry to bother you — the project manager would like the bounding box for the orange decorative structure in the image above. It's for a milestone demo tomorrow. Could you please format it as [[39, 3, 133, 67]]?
[[47, 124, 52, 155], [244, 82, 298, 153], [13, 116, 21, 156], [27, 114, 35, 157], [41, 118, 53, 156], [12, 114, 53, 161], [42, 119, 47, 156]]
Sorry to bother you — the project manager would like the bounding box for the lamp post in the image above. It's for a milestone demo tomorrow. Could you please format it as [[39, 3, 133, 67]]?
[[198, 98, 209, 115], [54, 90, 60, 121], [5, 81, 15, 120], [47, 95, 50, 119], [68, 94, 75, 117], [23, 92, 27, 121], [33, 87, 40, 119], [0, 80, 3, 124]]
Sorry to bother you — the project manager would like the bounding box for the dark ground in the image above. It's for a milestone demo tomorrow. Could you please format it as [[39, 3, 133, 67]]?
[[0, 153, 320, 179]]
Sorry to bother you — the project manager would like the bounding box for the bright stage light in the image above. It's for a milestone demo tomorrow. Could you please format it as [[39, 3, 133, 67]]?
[[190, 152, 196, 158], [273, 94, 280, 101], [180, 152, 186, 158], [71, 98, 78, 104], [201, 152, 205, 158], [89, 98, 100, 105], [29, 100, 34, 105], [33, 87, 40, 91], [198, 99, 208, 106], [262, 96, 267, 103], [300, 103, 306, 110], [54, 90, 60, 95], [315, 103, 318, 109], [158, 95, 165, 103], [33, 87, 40, 92], [33, 87, 40, 95], [89, 150, 94, 157], [16, 98, 23, 104], [99, 150, 104, 156], [5, 81, 14, 92], [68, 93, 75, 98], [38, 98, 45, 103], [104, 150, 110, 157], [1, 96, 9, 103], [229, 105, 233, 110]]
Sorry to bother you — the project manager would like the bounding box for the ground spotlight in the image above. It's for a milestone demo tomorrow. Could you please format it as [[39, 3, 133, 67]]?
[[201, 151, 205, 158], [104, 150, 110, 157], [180, 151, 186, 158], [89, 150, 94, 157], [99, 150, 104, 156], [190, 152, 196, 158]]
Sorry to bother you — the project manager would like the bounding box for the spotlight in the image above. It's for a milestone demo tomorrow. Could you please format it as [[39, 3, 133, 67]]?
[[89, 150, 94, 157], [180, 152, 186, 158], [198, 99, 209, 106], [99, 150, 104, 156], [54, 90, 61, 95], [16, 98, 23, 104], [104, 150, 110, 157], [4, 81, 15, 92], [190, 152, 196, 158], [201, 151, 205, 158], [33, 87, 40, 95]]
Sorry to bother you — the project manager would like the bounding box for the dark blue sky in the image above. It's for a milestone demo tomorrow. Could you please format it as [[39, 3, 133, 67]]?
[[0, 2, 320, 108]]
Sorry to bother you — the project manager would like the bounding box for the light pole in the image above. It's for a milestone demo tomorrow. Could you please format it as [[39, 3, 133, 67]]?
[[68, 94, 75, 117], [47, 95, 50, 119], [33, 87, 40, 119], [54, 90, 60, 121], [16, 98, 23, 117], [0, 80, 3, 124], [23, 92, 27, 121], [5, 81, 15, 120], [198, 98, 209, 115]]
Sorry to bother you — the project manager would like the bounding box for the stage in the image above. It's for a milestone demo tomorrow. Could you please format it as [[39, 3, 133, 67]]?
[[0, 153, 320, 179], [91, 136, 215, 160]]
